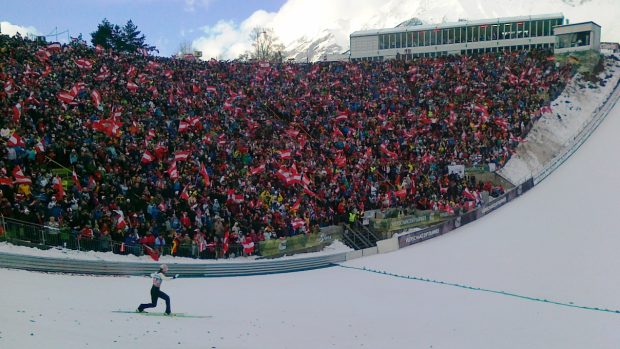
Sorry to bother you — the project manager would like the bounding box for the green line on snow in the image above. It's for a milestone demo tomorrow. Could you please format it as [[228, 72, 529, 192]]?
[[336, 264, 620, 315]]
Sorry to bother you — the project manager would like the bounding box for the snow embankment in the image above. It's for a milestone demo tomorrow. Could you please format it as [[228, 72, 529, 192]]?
[[500, 54, 620, 184]]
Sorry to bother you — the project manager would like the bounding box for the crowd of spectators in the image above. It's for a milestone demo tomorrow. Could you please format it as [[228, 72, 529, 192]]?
[[0, 34, 571, 257]]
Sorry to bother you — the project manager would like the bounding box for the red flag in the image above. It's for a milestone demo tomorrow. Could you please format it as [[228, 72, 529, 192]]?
[[143, 244, 160, 261], [74, 58, 93, 69], [334, 112, 348, 122], [116, 215, 127, 230], [180, 184, 190, 200], [333, 126, 344, 138], [4, 80, 15, 95], [206, 86, 217, 93], [47, 42, 62, 52], [199, 163, 210, 187], [91, 90, 102, 108], [393, 188, 407, 199], [463, 188, 477, 201], [249, 164, 265, 175], [72, 169, 82, 192], [141, 150, 155, 164], [57, 91, 75, 104], [126, 66, 137, 77], [12, 102, 22, 123], [178, 120, 189, 133], [167, 162, 179, 180], [379, 143, 398, 159], [291, 197, 302, 211], [69, 82, 87, 97], [95, 45, 105, 54], [34, 141, 45, 153], [291, 217, 306, 230], [7, 132, 25, 147], [174, 150, 190, 162], [127, 81, 139, 92], [278, 150, 292, 160], [222, 231, 229, 254], [54, 176, 65, 199], [12, 166, 32, 184]]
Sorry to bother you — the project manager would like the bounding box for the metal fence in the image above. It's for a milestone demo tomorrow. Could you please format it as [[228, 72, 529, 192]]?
[[0, 216, 244, 260]]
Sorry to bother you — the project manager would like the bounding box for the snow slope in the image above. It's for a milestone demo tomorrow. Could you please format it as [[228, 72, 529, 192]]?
[[2, 85, 620, 348]]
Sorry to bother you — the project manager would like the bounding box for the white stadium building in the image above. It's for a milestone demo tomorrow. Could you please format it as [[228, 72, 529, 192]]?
[[343, 13, 600, 62]]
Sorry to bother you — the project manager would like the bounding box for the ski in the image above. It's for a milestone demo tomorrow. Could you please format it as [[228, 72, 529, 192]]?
[[112, 310, 211, 318]]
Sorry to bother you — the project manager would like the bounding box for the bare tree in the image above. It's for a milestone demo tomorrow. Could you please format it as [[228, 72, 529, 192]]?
[[177, 40, 194, 56], [241, 27, 285, 62]]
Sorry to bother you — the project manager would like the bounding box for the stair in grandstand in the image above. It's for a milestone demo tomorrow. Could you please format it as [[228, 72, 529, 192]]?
[[342, 223, 380, 250]]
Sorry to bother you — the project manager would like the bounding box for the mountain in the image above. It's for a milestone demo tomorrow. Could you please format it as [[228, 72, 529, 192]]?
[[284, 0, 618, 62]]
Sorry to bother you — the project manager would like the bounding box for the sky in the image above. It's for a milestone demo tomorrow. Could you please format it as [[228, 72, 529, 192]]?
[[0, 0, 287, 57], [1, 56, 619, 348], [2, 0, 619, 61]]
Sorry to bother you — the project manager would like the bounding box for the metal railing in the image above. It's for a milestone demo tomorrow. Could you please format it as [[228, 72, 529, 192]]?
[[0, 215, 245, 260]]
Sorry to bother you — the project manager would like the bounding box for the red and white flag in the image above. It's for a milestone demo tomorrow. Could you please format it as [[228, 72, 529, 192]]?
[[69, 82, 87, 97], [127, 81, 139, 92], [141, 150, 155, 164], [72, 169, 82, 192], [278, 150, 292, 160], [54, 175, 65, 199], [249, 164, 265, 175], [178, 120, 189, 133], [34, 141, 45, 153], [199, 163, 210, 187], [180, 184, 190, 200], [7, 132, 25, 147], [291, 217, 306, 230], [206, 86, 217, 93], [12, 102, 22, 123], [47, 42, 62, 52], [74, 58, 93, 69], [12, 166, 32, 184], [95, 45, 105, 55], [167, 162, 179, 180], [57, 91, 75, 104], [174, 150, 190, 162], [379, 143, 398, 159], [90, 90, 102, 108]]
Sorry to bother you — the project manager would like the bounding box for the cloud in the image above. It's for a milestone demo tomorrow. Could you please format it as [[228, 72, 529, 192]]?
[[184, 0, 214, 12], [1, 21, 40, 37]]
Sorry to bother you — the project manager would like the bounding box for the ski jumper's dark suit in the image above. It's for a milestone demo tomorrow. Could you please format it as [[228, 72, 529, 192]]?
[[138, 271, 174, 314]]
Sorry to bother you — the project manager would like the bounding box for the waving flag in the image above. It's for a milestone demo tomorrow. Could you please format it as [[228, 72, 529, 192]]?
[[69, 82, 87, 97], [72, 169, 82, 192], [206, 86, 217, 93], [95, 45, 105, 54], [278, 150, 292, 160], [178, 120, 189, 133], [141, 150, 155, 164], [57, 91, 75, 104], [199, 162, 210, 187], [379, 143, 398, 159], [12, 102, 22, 123], [174, 150, 190, 162], [167, 162, 179, 180], [7, 132, 25, 147], [74, 59, 93, 69], [12, 166, 32, 184], [249, 164, 266, 176], [127, 81, 139, 93], [91, 90, 102, 108]]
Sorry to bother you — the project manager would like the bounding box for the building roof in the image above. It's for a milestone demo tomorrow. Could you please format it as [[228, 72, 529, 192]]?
[[555, 21, 601, 29], [351, 13, 564, 37]]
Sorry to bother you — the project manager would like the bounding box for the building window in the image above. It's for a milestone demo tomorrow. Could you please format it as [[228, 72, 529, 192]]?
[[556, 31, 591, 49]]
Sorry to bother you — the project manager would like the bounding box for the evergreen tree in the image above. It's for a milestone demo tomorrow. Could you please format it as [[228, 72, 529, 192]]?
[[90, 18, 115, 49], [90, 18, 156, 54], [121, 20, 146, 52]]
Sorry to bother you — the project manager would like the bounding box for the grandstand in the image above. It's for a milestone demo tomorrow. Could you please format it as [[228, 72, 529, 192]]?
[[0, 32, 573, 260], [349, 13, 601, 61]]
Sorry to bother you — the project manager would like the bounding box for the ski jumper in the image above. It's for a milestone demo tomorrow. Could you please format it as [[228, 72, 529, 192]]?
[[138, 271, 173, 314]]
